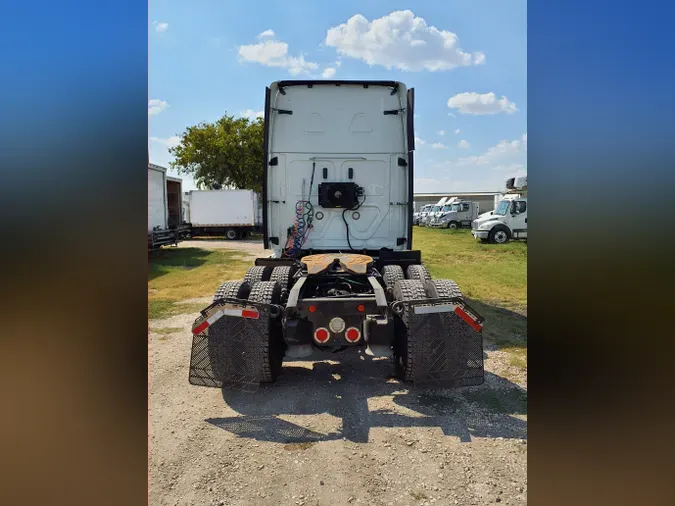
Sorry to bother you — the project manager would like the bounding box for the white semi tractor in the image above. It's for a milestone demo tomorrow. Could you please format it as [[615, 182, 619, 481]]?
[[471, 176, 527, 244], [187, 79, 485, 391]]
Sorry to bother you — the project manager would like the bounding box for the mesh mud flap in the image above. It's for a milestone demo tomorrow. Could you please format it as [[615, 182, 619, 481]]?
[[188, 298, 281, 392], [394, 297, 485, 388]]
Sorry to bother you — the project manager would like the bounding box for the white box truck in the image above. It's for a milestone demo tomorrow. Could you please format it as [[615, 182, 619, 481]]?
[[187, 79, 485, 392], [148, 163, 189, 250], [471, 177, 527, 244], [187, 189, 262, 239]]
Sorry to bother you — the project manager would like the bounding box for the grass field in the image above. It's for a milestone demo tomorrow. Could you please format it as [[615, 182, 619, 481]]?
[[148, 228, 527, 369]]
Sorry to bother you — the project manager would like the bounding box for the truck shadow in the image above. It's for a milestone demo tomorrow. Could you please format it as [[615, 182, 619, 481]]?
[[206, 351, 527, 444]]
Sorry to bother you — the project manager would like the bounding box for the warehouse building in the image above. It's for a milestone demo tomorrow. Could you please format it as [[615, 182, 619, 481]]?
[[413, 191, 500, 214]]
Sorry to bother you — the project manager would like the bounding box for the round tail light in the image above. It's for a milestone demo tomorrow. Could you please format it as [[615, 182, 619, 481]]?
[[314, 327, 330, 343], [345, 327, 361, 343]]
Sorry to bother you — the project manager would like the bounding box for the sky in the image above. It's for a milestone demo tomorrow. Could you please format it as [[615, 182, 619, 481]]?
[[149, 1, 526, 193]]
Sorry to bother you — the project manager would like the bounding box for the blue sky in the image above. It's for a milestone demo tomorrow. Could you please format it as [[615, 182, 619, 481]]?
[[149, 1, 526, 193]]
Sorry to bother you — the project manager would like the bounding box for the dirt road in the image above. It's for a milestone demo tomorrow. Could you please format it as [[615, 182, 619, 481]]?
[[149, 240, 527, 506]]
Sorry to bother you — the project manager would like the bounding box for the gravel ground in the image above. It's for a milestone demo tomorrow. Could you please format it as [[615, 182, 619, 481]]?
[[179, 238, 272, 257], [150, 240, 527, 506]]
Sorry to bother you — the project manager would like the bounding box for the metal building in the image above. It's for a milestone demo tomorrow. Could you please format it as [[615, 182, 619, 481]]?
[[413, 191, 501, 214]]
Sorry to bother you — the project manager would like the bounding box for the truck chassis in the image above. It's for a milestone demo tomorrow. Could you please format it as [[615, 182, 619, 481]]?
[[188, 253, 484, 391]]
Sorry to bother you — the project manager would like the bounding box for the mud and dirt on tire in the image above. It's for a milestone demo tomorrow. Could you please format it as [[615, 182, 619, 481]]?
[[406, 264, 431, 282], [247, 281, 284, 383], [489, 225, 511, 244], [382, 265, 404, 289], [243, 265, 273, 285], [392, 279, 427, 382], [213, 280, 251, 302], [270, 266, 293, 292]]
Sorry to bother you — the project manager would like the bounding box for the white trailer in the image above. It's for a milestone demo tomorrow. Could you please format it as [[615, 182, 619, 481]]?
[[148, 163, 188, 250], [429, 200, 481, 229], [187, 189, 262, 240]]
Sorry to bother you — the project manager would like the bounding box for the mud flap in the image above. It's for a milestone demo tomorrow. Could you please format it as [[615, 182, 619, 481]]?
[[188, 298, 281, 392], [393, 297, 485, 388]]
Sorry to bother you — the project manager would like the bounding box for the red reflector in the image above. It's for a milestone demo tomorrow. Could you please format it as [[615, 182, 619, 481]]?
[[308, 305, 317, 313], [241, 309, 259, 319], [454, 307, 482, 332], [345, 327, 361, 342], [314, 327, 329, 343], [357, 304, 365, 312], [192, 321, 209, 335]]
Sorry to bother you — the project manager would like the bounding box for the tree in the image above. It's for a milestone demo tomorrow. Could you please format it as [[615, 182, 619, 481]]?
[[169, 114, 264, 192]]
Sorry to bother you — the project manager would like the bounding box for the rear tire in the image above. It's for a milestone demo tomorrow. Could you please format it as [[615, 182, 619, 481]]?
[[248, 281, 284, 383], [270, 266, 293, 292], [213, 280, 251, 302], [424, 279, 463, 300], [226, 228, 238, 240], [392, 279, 427, 382], [406, 264, 431, 282], [382, 265, 405, 289], [243, 265, 273, 285]]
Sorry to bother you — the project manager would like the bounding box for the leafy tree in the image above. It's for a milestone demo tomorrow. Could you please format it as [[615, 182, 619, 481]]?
[[169, 114, 264, 192]]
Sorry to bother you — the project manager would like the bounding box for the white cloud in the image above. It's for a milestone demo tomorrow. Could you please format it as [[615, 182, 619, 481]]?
[[154, 21, 168, 33], [324, 10, 485, 72], [447, 92, 518, 115], [448, 112, 456, 118], [454, 128, 461, 134], [257, 29, 275, 39], [238, 36, 318, 76], [414, 136, 426, 145], [335, 57, 343, 68], [431, 142, 447, 149], [454, 133, 527, 171], [240, 109, 264, 119], [150, 136, 181, 148], [457, 139, 471, 149], [322, 67, 336, 78], [438, 130, 445, 136], [148, 99, 169, 116]]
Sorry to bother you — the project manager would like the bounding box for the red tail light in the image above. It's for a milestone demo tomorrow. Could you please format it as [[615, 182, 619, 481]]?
[[345, 327, 361, 343], [314, 327, 330, 343]]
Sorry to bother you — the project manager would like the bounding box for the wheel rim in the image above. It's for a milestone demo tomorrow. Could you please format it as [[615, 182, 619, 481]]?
[[449, 223, 457, 229], [227, 230, 236, 239], [495, 231, 507, 243]]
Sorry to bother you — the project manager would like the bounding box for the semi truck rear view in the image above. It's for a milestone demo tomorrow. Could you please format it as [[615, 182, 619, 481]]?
[[188, 80, 485, 391]]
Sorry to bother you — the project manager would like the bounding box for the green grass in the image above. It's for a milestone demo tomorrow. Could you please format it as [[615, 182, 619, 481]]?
[[410, 490, 428, 501], [151, 327, 183, 335], [414, 227, 527, 312], [148, 247, 250, 317]]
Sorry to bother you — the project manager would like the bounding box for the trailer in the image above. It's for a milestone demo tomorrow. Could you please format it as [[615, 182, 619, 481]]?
[[187, 189, 262, 239], [187, 80, 484, 392], [148, 163, 190, 250]]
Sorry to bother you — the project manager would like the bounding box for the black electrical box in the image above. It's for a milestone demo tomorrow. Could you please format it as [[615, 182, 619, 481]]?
[[318, 182, 359, 209]]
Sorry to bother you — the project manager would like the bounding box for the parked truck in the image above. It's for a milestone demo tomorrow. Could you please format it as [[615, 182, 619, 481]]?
[[413, 204, 433, 226], [187, 189, 262, 239], [187, 80, 485, 392], [471, 176, 527, 244], [148, 163, 190, 250], [429, 199, 480, 229]]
